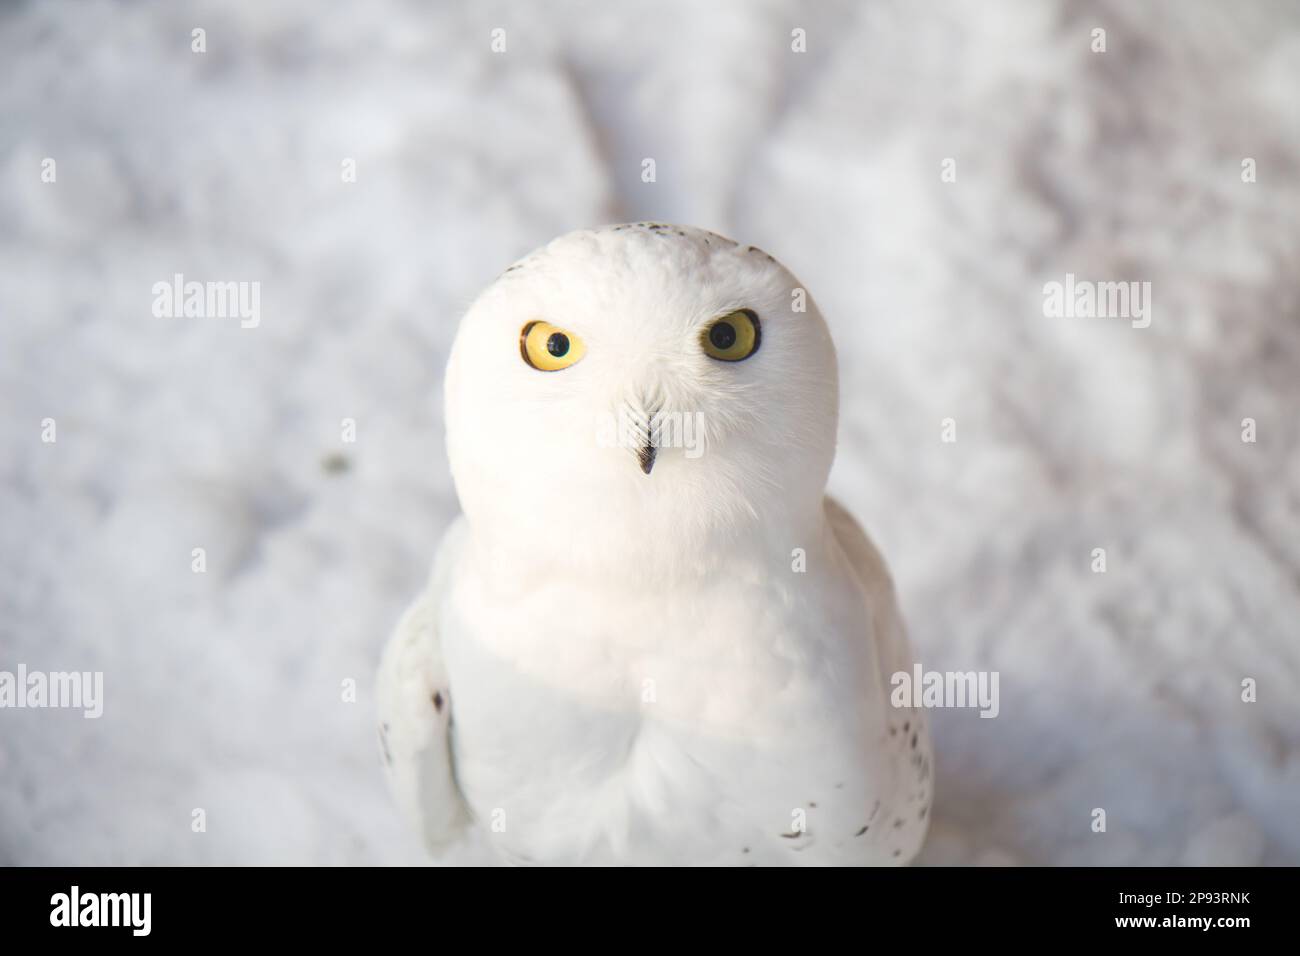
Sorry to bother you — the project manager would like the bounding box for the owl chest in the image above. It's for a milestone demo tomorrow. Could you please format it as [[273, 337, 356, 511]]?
[[446, 567, 872, 804], [444, 567, 861, 731], [445, 575, 894, 862]]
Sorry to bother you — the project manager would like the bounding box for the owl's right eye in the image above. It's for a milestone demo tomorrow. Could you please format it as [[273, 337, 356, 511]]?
[[520, 321, 586, 371]]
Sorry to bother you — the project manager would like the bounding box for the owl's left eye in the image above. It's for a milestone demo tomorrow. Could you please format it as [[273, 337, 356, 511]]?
[[520, 321, 586, 371], [702, 309, 761, 362]]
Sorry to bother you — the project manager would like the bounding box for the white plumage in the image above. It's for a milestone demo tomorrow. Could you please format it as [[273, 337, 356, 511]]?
[[377, 223, 932, 865]]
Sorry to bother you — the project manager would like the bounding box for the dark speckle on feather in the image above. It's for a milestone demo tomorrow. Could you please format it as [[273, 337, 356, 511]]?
[[321, 452, 350, 474]]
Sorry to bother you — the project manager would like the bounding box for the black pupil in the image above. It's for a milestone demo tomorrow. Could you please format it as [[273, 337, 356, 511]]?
[[546, 332, 569, 357], [709, 322, 737, 350]]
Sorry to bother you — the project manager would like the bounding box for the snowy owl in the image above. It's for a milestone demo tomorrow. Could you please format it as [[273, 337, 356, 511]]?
[[376, 223, 932, 865]]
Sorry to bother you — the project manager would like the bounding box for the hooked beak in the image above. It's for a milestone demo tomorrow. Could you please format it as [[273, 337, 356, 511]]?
[[638, 442, 656, 475], [627, 392, 660, 476]]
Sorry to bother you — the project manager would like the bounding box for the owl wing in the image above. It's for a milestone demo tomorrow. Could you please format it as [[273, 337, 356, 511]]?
[[825, 495, 933, 864], [824, 495, 914, 681], [376, 517, 472, 853]]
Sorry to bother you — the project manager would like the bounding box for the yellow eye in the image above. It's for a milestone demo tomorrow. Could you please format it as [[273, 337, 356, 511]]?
[[701, 309, 761, 362], [520, 321, 586, 371]]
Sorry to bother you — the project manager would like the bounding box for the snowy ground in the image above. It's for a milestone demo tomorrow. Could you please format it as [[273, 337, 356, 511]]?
[[2, 0, 1298, 865]]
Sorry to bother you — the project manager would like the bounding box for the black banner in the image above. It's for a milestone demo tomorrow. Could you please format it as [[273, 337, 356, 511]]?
[[0, 866, 1282, 942]]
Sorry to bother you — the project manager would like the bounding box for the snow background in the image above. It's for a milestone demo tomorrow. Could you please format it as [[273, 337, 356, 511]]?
[[2, 0, 1298, 865]]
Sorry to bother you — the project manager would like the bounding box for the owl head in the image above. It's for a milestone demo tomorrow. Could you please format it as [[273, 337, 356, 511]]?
[[444, 224, 839, 576]]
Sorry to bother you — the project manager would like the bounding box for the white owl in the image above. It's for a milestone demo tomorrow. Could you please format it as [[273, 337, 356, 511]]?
[[376, 223, 932, 865]]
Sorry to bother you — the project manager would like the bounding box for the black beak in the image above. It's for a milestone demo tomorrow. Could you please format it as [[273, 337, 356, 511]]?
[[638, 442, 656, 475]]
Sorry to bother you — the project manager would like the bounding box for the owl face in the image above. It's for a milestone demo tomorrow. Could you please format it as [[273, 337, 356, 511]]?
[[444, 224, 839, 570]]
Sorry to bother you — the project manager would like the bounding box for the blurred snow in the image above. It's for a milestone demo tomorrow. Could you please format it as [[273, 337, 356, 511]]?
[[1, 0, 1298, 865]]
